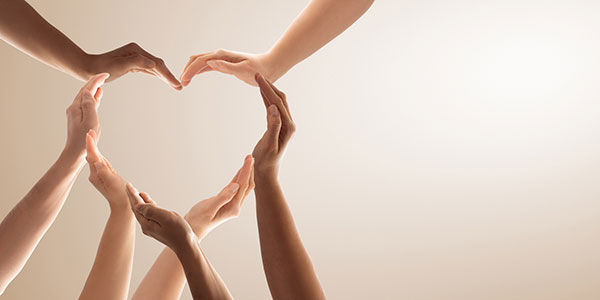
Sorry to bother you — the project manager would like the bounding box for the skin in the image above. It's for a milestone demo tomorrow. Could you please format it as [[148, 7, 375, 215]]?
[[0, 74, 108, 295], [127, 177, 258, 300], [132, 156, 254, 300], [0, 0, 181, 90], [180, 0, 375, 87], [253, 73, 326, 299], [78, 131, 135, 300]]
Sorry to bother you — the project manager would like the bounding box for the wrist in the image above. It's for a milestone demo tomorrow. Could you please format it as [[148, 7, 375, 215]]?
[[72, 52, 96, 81], [254, 170, 279, 186], [57, 148, 85, 168], [173, 232, 200, 257], [261, 51, 289, 82]]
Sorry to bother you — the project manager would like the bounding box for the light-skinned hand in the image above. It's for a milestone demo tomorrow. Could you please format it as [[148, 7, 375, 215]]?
[[86, 43, 182, 90], [85, 129, 129, 211], [180, 50, 277, 87], [252, 73, 296, 179], [184, 155, 255, 240], [64, 73, 109, 158]]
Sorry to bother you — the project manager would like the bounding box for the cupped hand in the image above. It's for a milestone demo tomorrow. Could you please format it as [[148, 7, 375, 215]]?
[[252, 73, 296, 179], [126, 184, 197, 252], [180, 49, 278, 87], [64, 73, 109, 158], [86, 43, 182, 90], [85, 130, 129, 211], [184, 155, 255, 240]]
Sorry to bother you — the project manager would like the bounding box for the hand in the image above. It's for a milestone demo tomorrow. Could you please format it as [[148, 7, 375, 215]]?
[[64, 73, 108, 158], [184, 155, 255, 240], [180, 49, 281, 87], [85, 130, 129, 211], [126, 184, 197, 252], [85, 43, 182, 90], [252, 73, 296, 179]]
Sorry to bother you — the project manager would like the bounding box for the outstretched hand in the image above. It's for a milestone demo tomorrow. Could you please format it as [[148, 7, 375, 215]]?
[[86, 43, 182, 90], [64, 73, 109, 158], [252, 73, 296, 179], [184, 155, 255, 240], [126, 184, 196, 252], [180, 49, 278, 87]]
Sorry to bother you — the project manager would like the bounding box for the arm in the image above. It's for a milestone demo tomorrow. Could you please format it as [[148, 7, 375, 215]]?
[[0, 0, 181, 89], [126, 185, 237, 300], [79, 131, 136, 300], [180, 0, 374, 86], [133, 156, 255, 300], [252, 74, 325, 299], [0, 74, 107, 294]]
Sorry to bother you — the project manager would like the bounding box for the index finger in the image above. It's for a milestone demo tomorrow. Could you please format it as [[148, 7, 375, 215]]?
[[135, 47, 182, 90]]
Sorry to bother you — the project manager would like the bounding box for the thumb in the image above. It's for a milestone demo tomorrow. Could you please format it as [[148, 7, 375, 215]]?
[[206, 60, 240, 75], [135, 203, 169, 223], [263, 105, 282, 148]]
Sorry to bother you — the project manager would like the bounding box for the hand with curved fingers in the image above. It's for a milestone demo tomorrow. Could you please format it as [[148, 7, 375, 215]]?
[[179, 0, 374, 88], [0, 75, 108, 295], [127, 185, 234, 300], [64, 73, 109, 157], [252, 74, 326, 300], [180, 50, 274, 87], [132, 156, 254, 300], [252, 73, 296, 179], [87, 43, 182, 90], [0, 1, 181, 90], [79, 130, 136, 300]]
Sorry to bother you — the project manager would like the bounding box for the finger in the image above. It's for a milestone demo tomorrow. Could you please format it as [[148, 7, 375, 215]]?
[[93, 161, 113, 185], [230, 155, 254, 207], [256, 73, 292, 125], [135, 203, 170, 223], [263, 104, 282, 149], [180, 53, 220, 86], [265, 79, 292, 121], [230, 168, 242, 184], [151, 59, 183, 90], [93, 87, 103, 105], [126, 183, 144, 211], [211, 182, 240, 207], [82, 73, 110, 95], [81, 89, 99, 122], [242, 167, 255, 202], [120, 54, 156, 71], [139, 192, 157, 205], [206, 60, 240, 75], [85, 130, 103, 163]]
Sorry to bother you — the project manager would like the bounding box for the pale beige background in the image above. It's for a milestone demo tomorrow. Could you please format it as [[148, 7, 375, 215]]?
[[1, 0, 600, 299]]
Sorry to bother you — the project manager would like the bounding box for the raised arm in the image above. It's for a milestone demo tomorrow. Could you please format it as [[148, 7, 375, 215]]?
[[0, 0, 181, 89], [132, 156, 254, 300], [78, 131, 135, 300], [0, 74, 107, 294], [252, 74, 325, 299], [180, 0, 374, 86], [126, 183, 240, 300]]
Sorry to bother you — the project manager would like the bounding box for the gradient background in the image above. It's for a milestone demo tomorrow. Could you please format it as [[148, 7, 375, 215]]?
[[1, 0, 600, 299]]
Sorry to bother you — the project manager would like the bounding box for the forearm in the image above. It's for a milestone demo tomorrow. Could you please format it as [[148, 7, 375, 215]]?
[[175, 242, 232, 300], [0, 150, 83, 294], [266, 0, 374, 78], [79, 210, 135, 300], [0, 0, 91, 80], [132, 247, 187, 300], [254, 175, 325, 300]]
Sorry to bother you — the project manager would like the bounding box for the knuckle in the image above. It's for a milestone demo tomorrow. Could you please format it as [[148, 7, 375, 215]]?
[[127, 42, 140, 49], [215, 49, 226, 56]]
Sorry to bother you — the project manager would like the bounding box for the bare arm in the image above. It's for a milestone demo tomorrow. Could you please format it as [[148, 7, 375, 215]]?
[[180, 0, 374, 86], [133, 156, 255, 300], [126, 185, 237, 300], [0, 0, 182, 89], [0, 74, 108, 294], [79, 131, 136, 300], [252, 74, 325, 299]]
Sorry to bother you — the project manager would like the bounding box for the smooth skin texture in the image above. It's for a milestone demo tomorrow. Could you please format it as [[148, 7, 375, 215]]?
[[132, 156, 254, 300], [0, 0, 182, 90], [78, 130, 136, 300], [127, 175, 258, 300], [180, 0, 375, 87], [0, 74, 108, 295], [253, 74, 326, 299]]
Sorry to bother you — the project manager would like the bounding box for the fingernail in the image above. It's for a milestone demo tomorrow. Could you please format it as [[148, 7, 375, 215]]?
[[228, 183, 240, 193], [254, 73, 261, 82], [182, 80, 190, 86], [206, 60, 218, 68], [269, 105, 279, 116]]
